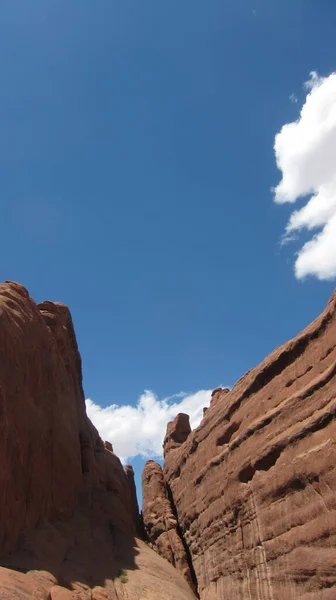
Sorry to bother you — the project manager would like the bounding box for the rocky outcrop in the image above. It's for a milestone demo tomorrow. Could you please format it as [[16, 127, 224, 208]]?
[[3, 279, 336, 599], [142, 461, 196, 591], [0, 281, 196, 600], [163, 413, 191, 457], [148, 290, 336, 599]]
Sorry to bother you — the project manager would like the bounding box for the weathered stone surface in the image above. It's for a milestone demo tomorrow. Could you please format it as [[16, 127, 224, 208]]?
[[163, 413, 191, 457], [161, 290, 336, 599], [142, 461, 195, 590], [0, 281, 196, 600], [5, 278, 336, 599], [0, 283, 86, 556]]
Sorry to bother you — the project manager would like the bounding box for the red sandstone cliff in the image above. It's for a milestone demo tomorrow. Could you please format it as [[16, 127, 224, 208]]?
[[3, 280, 336, 599], [143, 290, 336, 599], [0, 282, 196, 600]]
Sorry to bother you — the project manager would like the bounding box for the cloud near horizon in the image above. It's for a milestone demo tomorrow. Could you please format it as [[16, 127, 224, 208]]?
[[274, 71, 336, 280], [86, 389, 212, 463]]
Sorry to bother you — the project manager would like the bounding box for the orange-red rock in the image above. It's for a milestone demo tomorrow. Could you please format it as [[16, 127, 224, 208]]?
[[3, 278, 336, 599], [163, 413, 191, 457], [159, 290, 336, 599], [142, 461, 196, 591], [0, 282, 196, 600]]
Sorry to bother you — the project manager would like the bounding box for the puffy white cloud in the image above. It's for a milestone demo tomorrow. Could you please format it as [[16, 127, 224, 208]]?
[[86, 389, 212, 463], [274, 71, 336, 280]]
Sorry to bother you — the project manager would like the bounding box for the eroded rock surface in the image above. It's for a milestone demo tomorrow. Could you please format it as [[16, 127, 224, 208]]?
[[157, 291, 336, 599], [0, 281, 196, 600], [142, 461, 196, 591], [163, 413, 191, 457]]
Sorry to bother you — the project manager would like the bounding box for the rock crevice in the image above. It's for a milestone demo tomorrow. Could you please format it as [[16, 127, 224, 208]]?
[[142, 460, 198, 594]]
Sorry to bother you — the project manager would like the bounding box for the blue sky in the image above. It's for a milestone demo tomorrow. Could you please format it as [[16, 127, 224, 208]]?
[[1, 1, 336, 498]]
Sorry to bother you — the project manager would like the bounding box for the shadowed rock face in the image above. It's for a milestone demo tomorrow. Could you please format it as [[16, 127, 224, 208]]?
[[142, 461, 197, 592], [0, 283, 88, 555], [125, 465, 141, 534], [0, 282, 196, 600], [144, 290, 336, 600]]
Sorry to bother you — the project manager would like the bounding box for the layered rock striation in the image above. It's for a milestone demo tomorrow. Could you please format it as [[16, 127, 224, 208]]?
[[2, 279, 336, 599], [143, 290, 336, 599]]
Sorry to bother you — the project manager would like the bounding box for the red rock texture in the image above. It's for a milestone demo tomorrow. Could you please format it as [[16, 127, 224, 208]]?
[[0, 283, 87, 556], [163, 413, 191, 457], [4, 278, 336, 599], [156, 290, 336, 599], [0, 281, 196, 600], [142, 461, 196, 591]]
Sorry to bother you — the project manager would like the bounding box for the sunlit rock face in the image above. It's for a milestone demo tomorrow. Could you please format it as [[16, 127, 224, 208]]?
[[144, 290, 336, 599]]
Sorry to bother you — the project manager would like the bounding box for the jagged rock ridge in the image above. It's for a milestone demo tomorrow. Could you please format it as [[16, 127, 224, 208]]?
[[143, 290, 336, 600]]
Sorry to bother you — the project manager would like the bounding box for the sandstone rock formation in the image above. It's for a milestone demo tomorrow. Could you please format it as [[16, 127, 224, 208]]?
[[143, 290, 336, 599], [0, 281, 196, 600], [3, 279, 336, 599], [163, 413, 191, 457], [142, 461, 196, 591]]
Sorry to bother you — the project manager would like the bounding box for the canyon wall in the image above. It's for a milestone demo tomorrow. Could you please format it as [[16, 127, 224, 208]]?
[[143, 290, 336, 599], [0, 281, 196, 600], [2, 279, 336, 599]]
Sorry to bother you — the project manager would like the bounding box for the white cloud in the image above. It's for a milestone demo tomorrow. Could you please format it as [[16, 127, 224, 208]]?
[[273, 71, 336, 280], [289, 93, 298, 104], [86, 389, 212, 463]]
